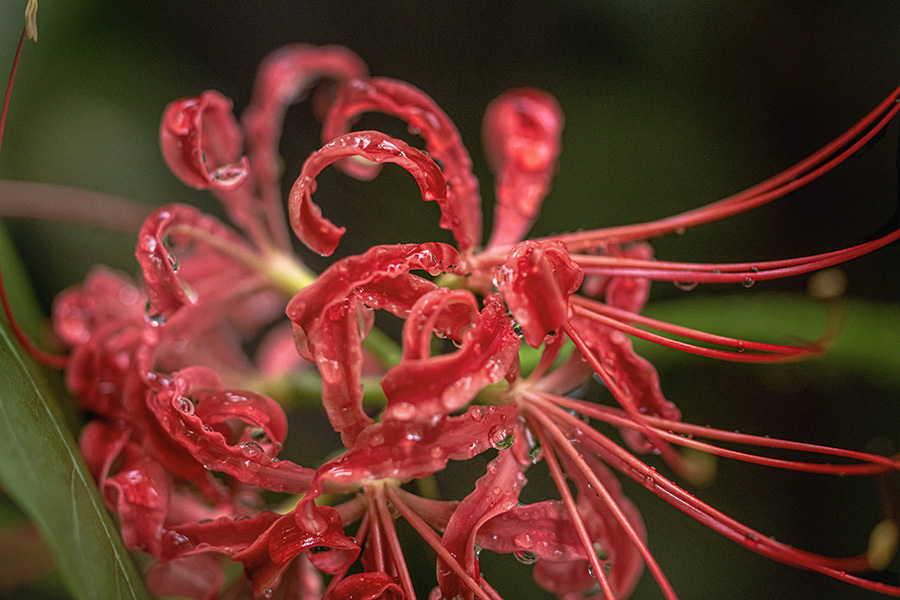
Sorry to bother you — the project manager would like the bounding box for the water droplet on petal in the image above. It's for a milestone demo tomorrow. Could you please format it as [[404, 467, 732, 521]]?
[[239, 441, 265, 457], [391, 402, 416, 420], [211, 162, 248, 187], [166, 252, 179, 272], [674, 280, 698, 291], [514, 550, 539, 565], [514, 533, 534, 549], [742, 277, 755, 288], [489, 425, 515, 450], [176, 396, 194, 415], [263, 589, 273, 599]]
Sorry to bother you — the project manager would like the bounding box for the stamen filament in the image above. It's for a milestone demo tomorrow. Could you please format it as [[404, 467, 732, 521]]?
[[386, 485, 504, 600], [545, 404, 900, 595], [571, 301, 821, 363], [372, 485, 416, 600], [525, 417, 622, 600], [526, 408, 679, 600], [538, 392, 898, 476], [547, 84, 900, 251], [543, 392, 900, 472]]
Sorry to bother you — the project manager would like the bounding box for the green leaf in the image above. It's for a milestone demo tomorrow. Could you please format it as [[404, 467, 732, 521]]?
[[0, 318, 153, 600], [0, 233, 152, 599]]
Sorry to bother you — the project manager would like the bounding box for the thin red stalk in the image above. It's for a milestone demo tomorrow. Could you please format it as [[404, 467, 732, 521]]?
[[524, 415, 619, 600], [564, 322, 685, 472], [0, 181, 152, 232], [545, 85, 900, 251], [385, 485, 504, 600], [372, 485, 416, 600], [571, 228, 900, 283], [546, 403, 900, 593], [0, 28, 67, 369], [526, 408, 680, 599], [363, 488, 387, 573], [537, 392, 898, 475], [545, 392, 900, 471], [572, 294, 825, 355], [571, 302, 821, 363]]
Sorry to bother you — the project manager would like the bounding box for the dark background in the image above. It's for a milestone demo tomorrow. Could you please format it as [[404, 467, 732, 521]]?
[[1, 2, 899, 599]]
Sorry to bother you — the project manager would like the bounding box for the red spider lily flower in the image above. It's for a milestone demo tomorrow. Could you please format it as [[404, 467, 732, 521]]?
[[290, 70, 900, 599], [4, 34, 899, 600]]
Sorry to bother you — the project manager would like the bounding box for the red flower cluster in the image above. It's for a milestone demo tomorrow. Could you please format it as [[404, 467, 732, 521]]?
[[46, 45, 900, 599]]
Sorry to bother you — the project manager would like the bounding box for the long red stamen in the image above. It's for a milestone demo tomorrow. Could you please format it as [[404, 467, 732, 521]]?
[[0, 28, 67, 369], [571, 298, 825, 363], [545, 403, 900, 594], [540, 392, 899, 475], [571, 228, 900, 283], [547, 84, 900, 251], [526, 408, 680, 600], [564, 323, 686, 473], [525, 417, 622, 600], [386, 486, 504, 600], [372, 486, 416, 599]]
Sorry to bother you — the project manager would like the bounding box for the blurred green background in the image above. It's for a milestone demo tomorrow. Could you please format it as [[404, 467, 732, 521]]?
[[1, 2, 899, 599]]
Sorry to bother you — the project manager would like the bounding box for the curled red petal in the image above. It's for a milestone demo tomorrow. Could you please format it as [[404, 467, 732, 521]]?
[[244, 44, 367, 186], [286, 243, 459, 444], [476, 500, 587, 562], [353, 272, 440, 317], [136, 204, 257, 320], [483, 88, 564, 249], [161, 512, 282, 561], [323, 572, 404, 600], [438, 450, 527, 600], [52, 267, 144, 346], [310, 296, 371, 448], [288, 131, 448, 256], [496, 240, 583, 347], [161, 91, 249, 191], [323, 76, 482, 250], [397, 287, 479, 359], [234, 506, 359, 597], [287, 242, 458, 360], [190, 388, 288, 454], [147, 367, 314, 493], [306, 404, 519, 496], [381, 294, 520, 422], [104, 451, 171, 556]]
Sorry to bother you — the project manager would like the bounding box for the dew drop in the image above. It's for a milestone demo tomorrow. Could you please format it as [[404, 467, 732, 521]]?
[[166, 252, 179, 272], [514, 550, 539, 565], [512, 322, 525, 340], [489, 426, 515, 450], [742, 277, 755, 288], [211, 163, 248, 186], [263, 589, 273, 599], [674, 280, 698, 291], [514, 533, 534, 549], [392, 402, 416, 420], [239, 441, 265, 456], [176, 396, 194, 415]]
